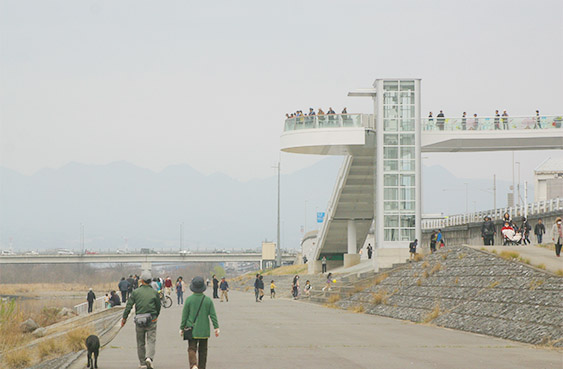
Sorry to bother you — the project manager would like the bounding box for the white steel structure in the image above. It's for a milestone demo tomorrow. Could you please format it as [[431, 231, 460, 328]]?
[[281, 78, 563, 273]]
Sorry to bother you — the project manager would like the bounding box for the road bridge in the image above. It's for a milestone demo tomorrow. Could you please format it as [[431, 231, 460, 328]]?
[[70, 290, 562, 369], [0, 253, 296, 271]]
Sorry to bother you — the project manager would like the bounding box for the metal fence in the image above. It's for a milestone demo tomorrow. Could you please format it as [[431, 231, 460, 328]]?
[[73, 296, 106, 315], [422, 197, 563, 230]]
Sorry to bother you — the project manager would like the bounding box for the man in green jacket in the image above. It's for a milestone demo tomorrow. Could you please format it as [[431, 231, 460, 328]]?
[[122, 270, 161, 369], [180, 276, 219, 369]]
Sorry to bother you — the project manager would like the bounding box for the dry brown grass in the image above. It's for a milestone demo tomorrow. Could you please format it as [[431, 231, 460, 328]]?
[[454, 277, 459, 284], [441, 253, 448, 260], [261, 264, 308, 276], [327, 294, 341, 304], [348, 304, 365, 313], [416, 278, 423, 286], [65, 326, 94, 351], [1, 348, 32, 369], [421, 261, 429, 269], [529, 279, 545, 291], [373, 273, 388, 286], [0, 282, 114, 297], [413, 254, 424, 262], [371, 289, 388, 305], [37, 338, 66, 359], [429, 262, 443, 276], [422, 270, 429, 279], [499, 251, 520, 260], [457, 253, 466, 259], [423, 302, 441, 323], [488, 281, 500, 288], [556, 269, 563, 276], [536, 263, 546, 270]]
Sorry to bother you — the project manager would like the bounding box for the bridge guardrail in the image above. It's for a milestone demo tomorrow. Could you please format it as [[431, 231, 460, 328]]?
[[422, 197, 563, 230]]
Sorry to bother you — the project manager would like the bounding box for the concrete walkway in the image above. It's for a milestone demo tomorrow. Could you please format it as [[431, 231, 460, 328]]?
[[468, 244, 563, 273], [70, 290, 562, 369]]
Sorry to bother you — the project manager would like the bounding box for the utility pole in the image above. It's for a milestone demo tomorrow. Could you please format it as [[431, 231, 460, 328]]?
[[516, 161, 521, 209], [511, 151, 515, 208], [180, 223, 184, 251], [493, 174, 497, 217], [524, 181, 528, 218], [464, 183, 468, 214]]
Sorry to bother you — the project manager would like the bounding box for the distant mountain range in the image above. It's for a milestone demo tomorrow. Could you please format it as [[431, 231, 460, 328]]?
[[0, 160, 516, 252]]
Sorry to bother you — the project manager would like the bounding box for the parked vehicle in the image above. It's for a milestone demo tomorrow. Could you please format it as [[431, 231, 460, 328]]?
[[179, 250, 192, 255]]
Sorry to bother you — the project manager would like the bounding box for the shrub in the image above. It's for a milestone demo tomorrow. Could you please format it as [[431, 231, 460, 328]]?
[[348, 305, 365, 313], [416, 278, 423, 286], [414, 254, 424, 262], [373, 273, 388, 286], [429, 262, 443, 276], [499, 251, 520, 260], [536, 263, 546, 270], [371, 289, 388, 305], [556, 269, 563, 276], [529, 279, 544, 291]]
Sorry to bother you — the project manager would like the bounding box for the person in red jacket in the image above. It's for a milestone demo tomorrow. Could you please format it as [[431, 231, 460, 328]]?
[[164, 276, 173, 296]]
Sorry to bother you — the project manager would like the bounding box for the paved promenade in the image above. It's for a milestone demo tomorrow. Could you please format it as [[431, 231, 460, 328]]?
[[81, 290, 562, 369]]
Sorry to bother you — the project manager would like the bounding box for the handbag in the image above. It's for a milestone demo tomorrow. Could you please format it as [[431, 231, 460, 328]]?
[[183, 296, 205, 340]]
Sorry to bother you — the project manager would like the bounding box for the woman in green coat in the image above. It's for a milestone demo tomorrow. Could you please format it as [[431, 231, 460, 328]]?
[[180, 276, 220, 369]]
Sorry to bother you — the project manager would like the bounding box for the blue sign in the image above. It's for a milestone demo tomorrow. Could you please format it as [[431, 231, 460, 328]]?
[[317, 212, 326, 223]]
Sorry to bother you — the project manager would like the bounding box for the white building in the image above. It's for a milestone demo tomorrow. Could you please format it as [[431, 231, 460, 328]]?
[[534, 157, 563, 202]]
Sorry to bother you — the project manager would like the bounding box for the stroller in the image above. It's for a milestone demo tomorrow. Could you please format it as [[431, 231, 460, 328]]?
[[501, 224, 522, 245]]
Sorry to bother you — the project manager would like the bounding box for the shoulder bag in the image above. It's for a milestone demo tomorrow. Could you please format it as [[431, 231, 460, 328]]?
[[183, 296, 205, 340]]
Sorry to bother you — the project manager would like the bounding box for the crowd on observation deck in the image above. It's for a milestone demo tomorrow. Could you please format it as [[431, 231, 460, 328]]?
[[286, 107, 348, 119]]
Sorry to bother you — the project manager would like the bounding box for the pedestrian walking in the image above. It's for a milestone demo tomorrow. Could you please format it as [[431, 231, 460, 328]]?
[[494, 110, 500, 130], [481, 216, 496, 245], [118, 277, 130, 304], [258, 275, 265, 301], [461, 112, 467, 130], [180, 276, 220, 369], [270, 280, 276, 299], [534, 218, 546, 244], [321, 256, 327, 273], [212, 275, 219, 299], [551, 217, 563, 257], [367, 244, 373, 259], [322, 273, 333, 292], [430, 230, 437, 253], [219, 277, 229, 302], [521, 217, 531, 245], [409, 239, 418, 261], [164, 276, 173, 296], [428, 112, 433, 127], [104, 293, 110, 309], [254, 274, 261, 302], [206, 278, 210, 287], [176, 277, 186, 305], [436, 229, 444, 248], [127, 275, 135, 300], [121, 270, 161, 369], [535, 110, 542, 129], [87, 288, 96, 313], [292, 275, 300, 299]]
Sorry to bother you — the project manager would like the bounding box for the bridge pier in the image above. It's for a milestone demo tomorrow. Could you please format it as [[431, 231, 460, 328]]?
[[141, 261, 152, 272]]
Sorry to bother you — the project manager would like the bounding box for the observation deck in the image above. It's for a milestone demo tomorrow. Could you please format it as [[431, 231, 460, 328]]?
[[281, 114, 563, 154]]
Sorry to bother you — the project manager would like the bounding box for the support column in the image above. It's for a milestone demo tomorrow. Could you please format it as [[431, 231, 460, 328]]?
[[141, 262, 152, 273], [347, 219, 357, 254], [344, 219, 361, 267]]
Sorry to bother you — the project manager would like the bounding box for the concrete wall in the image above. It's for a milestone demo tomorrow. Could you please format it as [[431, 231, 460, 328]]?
[[421, 211, 560, 249]]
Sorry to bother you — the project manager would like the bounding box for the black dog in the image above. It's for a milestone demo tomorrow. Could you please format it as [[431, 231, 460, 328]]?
[[85, 335, 100, 368]]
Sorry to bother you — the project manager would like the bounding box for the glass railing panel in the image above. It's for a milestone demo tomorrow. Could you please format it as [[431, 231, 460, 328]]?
[[284, 114, 368, 131], [421, 115, 562, 131]]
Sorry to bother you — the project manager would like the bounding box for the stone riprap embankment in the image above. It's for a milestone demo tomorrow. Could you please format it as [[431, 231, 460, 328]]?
[[313, 246, 562, 347]]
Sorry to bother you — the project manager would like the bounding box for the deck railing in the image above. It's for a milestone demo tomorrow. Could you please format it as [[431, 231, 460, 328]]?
[[422, 115, 561, 131], [284, 114, 373, 131], [422, 197, 563, 230]]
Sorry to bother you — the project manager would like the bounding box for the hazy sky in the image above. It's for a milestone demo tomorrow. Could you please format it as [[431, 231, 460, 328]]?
[[1, 0, 562, 185]]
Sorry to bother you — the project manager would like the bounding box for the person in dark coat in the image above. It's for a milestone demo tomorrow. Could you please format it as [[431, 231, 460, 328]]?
[[481, 216, 496, 245], [430, 230, 437, 253], [109, 291, 121, 307], [367, 244, 373, 259], [212, 275, 219, 299], [127, 275, 135, 299], [254, 274, 261, 302], [87, 288, 96, 313], [534, 218, 546, 244], [521, 217, 531, 245], [118, 277, 130, 303]]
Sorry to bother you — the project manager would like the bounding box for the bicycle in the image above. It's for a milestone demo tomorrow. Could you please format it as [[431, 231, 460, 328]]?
[[159, 291, 172, 308]]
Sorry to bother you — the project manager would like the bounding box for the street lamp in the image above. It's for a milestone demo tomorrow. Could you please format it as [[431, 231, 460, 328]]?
[[272, 161, 282, 267]]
